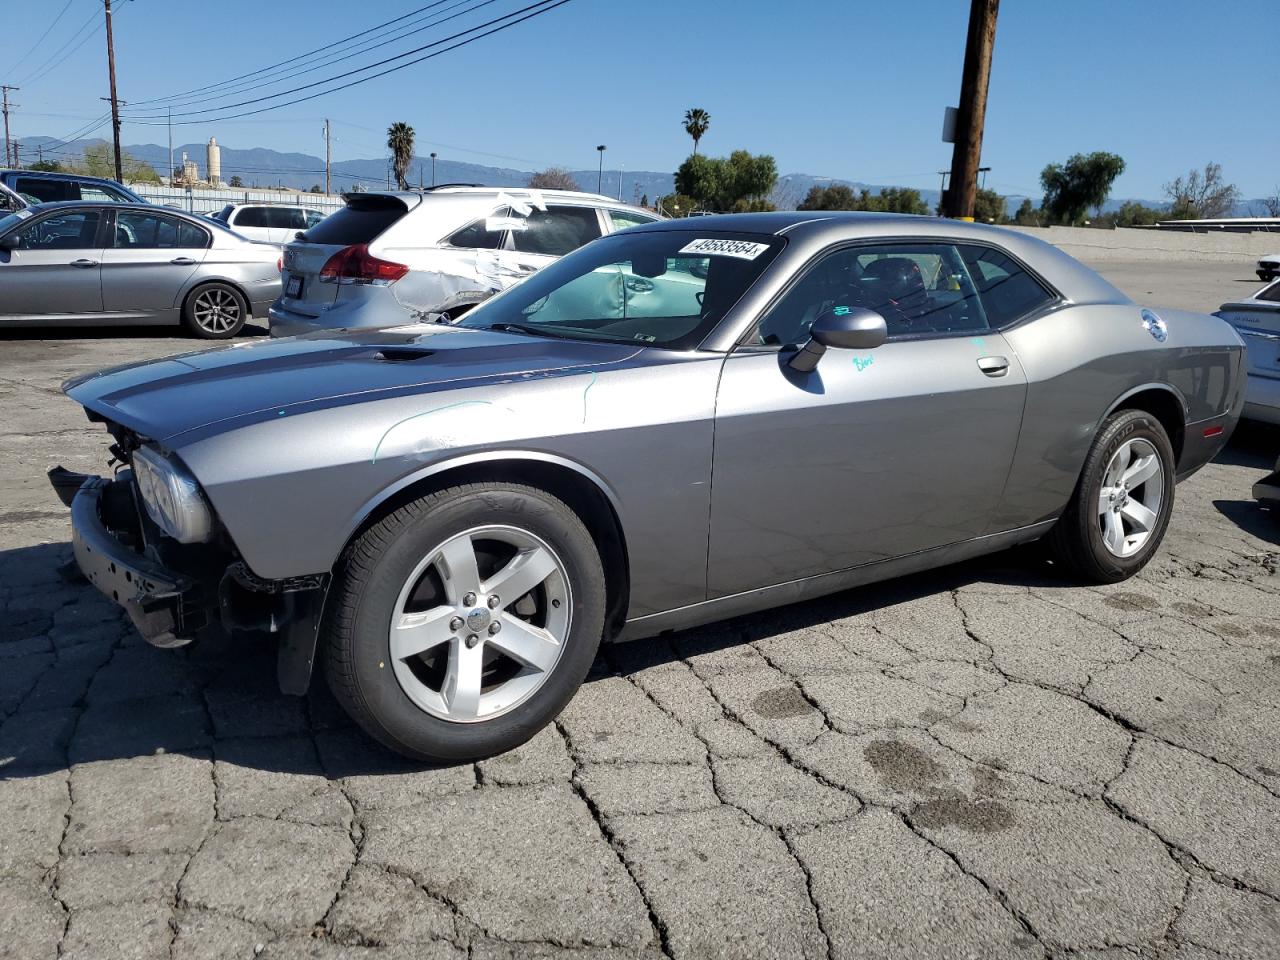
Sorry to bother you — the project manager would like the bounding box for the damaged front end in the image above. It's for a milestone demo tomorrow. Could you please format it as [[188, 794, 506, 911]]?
[[52, 417, 329, 695]]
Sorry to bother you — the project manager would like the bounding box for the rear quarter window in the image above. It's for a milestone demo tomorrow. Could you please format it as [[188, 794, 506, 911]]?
[[305, 196, 408, 245], [957, 244, 1056, 327]]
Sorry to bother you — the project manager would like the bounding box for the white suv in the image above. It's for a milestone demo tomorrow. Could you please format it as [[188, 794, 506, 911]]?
[[212, 203, 329, 245], [268, 187, 661, 337]]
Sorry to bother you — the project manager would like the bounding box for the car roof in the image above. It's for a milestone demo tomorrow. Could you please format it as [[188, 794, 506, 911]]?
[[0, 169, 136, 189], [627, 211, 1129, 306], [349, 186, 649, 209]]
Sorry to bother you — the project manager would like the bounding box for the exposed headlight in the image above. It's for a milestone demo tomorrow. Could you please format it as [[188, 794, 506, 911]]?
[[132, 446, 213, 543]]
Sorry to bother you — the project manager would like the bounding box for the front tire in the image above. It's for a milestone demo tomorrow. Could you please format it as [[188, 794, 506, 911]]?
[[1048, 409, 1176, 583], [182, 282, 249, 339], [323, 483, 606, 763]]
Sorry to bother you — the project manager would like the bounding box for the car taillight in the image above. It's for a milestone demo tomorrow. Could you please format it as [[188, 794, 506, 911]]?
[[318, 244, 409, 285], [276, 256, 283, 272]]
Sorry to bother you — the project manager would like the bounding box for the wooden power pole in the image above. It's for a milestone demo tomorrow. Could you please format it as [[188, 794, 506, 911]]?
[[944, 0, 999, 220], [1, 86, 18, 168], [103, 0, 123, 183]]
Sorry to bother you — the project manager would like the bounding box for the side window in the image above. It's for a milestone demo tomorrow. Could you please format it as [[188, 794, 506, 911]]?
[[265, 207, 306, 230], [80, 185, 129, 203], [447, 207, 508, 250], [510, 205, 602, 257], [235, 207, 272, 228], [608, 209, 659, 231], [178, 221, 210, 248], [754, 243, 989, 346], [8, 210, 101, 250], [113, 211, 189, 248], [15, 178, 73, 203], [304, 210, 326, 227], [957, 244, 1056, 327]]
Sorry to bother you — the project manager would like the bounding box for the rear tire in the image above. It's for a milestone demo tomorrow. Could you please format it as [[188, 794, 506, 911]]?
[[323, 482, 606, 763], [1047, 409, 1176, 583], [182, 282, 248, 339]]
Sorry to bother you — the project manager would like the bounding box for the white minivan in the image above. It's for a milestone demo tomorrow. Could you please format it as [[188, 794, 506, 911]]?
[[211, 203, 329, 245]]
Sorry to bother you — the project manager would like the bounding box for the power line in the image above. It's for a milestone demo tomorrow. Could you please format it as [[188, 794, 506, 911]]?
[[123, 0, 571, 124], [134, 0, 499, 114], [127, 0, 459, 108], [16, 7, 103, 87], [8, 0, 77, 76]]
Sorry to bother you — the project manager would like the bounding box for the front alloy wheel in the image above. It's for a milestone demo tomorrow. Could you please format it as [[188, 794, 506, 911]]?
[[389, 525, 571, 723], [323, 482, 606, 762]]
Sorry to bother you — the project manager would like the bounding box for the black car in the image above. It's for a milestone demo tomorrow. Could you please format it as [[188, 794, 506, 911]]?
[[0, 169, 144, 205]]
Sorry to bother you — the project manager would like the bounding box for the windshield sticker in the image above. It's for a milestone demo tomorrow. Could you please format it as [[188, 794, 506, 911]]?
[[486, 216, 528, 232], [677, 238, 770, 260]]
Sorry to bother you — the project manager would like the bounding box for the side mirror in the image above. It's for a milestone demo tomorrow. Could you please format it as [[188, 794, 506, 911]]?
[[789, 307, 887, 372]]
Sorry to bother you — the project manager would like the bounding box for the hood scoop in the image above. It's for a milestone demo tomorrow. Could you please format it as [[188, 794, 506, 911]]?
[[373, 347, 436, 363]]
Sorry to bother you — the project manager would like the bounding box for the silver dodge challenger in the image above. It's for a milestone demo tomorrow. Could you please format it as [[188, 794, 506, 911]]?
[[54, 212, 1245, 761]]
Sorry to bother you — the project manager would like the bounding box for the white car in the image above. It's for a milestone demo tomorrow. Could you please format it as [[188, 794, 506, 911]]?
[[211, 203, 329, 245], [1258, 254, 1280, 282], [268, 186, 661, 337], [1215, 279, 1280, 423]]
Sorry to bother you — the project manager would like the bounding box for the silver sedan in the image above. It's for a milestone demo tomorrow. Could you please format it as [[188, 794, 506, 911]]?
[[57, 212, 1244, 761], [0, 201, 281, 338]]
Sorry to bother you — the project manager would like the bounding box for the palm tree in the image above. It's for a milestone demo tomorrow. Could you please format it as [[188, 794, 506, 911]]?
[[386, 122, 415, 190], [683, 108, 710, 156]]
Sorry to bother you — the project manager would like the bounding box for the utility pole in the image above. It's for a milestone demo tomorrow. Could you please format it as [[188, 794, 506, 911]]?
[[103, 0, 123, 183], [1, 86, 18, 168], [167, 107, 173, 184], [430, 152, 437, 186], [323, 118, 331, 195], [596, 144, 606, 195], [943, 0, 999, 220]]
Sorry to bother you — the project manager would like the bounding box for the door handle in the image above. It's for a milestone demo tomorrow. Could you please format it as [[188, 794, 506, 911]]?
[[70, 258, 98, 268], [977, 355, 1010, 377], [170, 257, 197, 266]]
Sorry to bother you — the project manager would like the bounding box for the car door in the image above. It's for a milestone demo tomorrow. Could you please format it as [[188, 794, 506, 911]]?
[[0, 208, 105, 319], [99, 209, 209, 319], [706, 240, 1029, 598]]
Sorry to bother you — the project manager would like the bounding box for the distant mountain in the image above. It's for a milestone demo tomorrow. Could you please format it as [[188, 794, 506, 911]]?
[[26, 135, 1265, 217]]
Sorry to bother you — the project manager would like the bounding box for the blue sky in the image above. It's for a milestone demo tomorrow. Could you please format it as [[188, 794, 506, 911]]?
[[11, 0, 1277, 200]]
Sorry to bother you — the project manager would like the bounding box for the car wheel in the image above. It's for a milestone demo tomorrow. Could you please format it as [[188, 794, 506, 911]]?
[[1048, 409, 1176, 583], [182, 282, 249, 339], [323, 482, 606, 762], [1259, 270, 1277, 282]]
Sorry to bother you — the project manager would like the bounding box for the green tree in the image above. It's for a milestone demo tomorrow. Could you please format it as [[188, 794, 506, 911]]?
[[76, 143, 158, 183], [1163, 162, 1239, 219], [640, 193, 649, 207], [797, 184, 859, 210], [1094, 201, 1165, 228], [228, 175, 244, 188], [1013, 198, 1041, 225], [871, 187, 928, 215], [1039, 151, 1126, 225], [28, 159, 63, 172], [683, 108, 711, 156], [656, 193, 698, 217], [308, 184, 323, 193], [972, 187, 1008, 223], [386, 122, 415, 191], [527, 167, 579, 190], [675, 150, 777, 213]]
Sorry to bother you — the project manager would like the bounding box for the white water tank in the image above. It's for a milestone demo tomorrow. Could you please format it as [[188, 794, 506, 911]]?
[[207, 137, 221, 186]]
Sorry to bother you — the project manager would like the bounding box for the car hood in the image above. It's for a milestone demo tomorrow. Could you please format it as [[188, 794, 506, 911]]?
[[64, 324, 643, 442]]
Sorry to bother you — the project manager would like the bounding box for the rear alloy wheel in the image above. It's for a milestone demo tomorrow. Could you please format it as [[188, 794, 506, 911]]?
[[183, 282, 248, 339], [1048, 409, 1176, 582], [323, 483, 605, 762]]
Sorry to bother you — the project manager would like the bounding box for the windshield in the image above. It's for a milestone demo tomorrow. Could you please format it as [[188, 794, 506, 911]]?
[[457, 230, 783, 349]]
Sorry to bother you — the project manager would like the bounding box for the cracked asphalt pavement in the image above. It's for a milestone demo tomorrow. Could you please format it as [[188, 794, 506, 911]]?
[[2, 259, 1279, 960]]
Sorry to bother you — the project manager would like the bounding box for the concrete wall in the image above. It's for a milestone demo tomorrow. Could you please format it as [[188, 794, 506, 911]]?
[[125, 184, 346, 217], [1007, 225, 1277, 263]]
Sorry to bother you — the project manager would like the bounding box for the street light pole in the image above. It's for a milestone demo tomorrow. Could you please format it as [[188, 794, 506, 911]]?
[[430, 152, 437, 186], [596, 144, 606, 195]]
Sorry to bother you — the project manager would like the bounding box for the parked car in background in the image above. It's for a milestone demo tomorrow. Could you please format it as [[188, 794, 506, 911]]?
[[1256, 455, 1280, 506], [0, 201, 281, 337], [0, 181, 25, 214], [1215, 279, 1280, 423], [268, 186, 661, 337], [57, 212, 1242, 761], [1258, 254, 1279, 282], [210, 202, 328, 244], [0, 169, 144, 204]]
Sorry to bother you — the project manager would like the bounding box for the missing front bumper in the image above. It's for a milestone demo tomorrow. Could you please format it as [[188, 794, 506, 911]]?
[[69, 475, 205, 648]]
